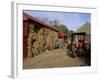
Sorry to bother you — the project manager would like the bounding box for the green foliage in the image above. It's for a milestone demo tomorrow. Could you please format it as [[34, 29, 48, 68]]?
[[37, 18, 70, 34], [49, 20, 69, 34], [57, 24, 69, 34], [69, 30, 74, 34]]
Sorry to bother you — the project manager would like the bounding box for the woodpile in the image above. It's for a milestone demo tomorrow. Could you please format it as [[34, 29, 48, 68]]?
[[27, 23, 58, 57], [23, 13, 65, 59]]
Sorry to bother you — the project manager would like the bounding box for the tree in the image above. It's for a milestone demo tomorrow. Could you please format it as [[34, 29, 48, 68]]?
[[57, 24, 69, 34], [53, 20, 59, 27], [48, 20, 69, 34], [49, 20, 59, 27], [69, 30, 74, 34], [42, 19, 69, 34]]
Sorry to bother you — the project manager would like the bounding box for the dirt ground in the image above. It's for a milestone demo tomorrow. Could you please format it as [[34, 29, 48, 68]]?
[[23, 48, 86, 69]]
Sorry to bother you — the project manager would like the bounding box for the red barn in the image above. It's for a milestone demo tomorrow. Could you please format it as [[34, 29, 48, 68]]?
[[23, 12, 65, 59]]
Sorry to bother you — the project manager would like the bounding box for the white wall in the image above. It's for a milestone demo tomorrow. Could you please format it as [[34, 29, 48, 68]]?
[[0, 0, 100, 80]]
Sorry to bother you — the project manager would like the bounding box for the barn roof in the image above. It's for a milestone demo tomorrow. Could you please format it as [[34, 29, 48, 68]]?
[[23, 12, 59, 32], [76, 22, 91, 35]]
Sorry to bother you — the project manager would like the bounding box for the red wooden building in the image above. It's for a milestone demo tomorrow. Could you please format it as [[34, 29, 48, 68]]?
[[23, 12, 65, 59]]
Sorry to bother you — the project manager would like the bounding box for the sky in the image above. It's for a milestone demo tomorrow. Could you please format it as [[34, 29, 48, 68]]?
[[24, 10, 91, 31]]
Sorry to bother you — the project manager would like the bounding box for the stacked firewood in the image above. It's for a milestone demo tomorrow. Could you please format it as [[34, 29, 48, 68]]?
[[27, 25, 58, 57]]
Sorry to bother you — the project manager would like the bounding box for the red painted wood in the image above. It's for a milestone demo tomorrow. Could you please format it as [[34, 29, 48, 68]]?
[[58, 32, 64, 38], [23, 21, 29, 59]]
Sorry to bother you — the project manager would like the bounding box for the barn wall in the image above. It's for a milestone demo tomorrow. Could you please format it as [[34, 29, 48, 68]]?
[[27, 23, 58, 58], [46, 29, 58, 50], [23, 13, 65, 58], [23, 21, 29, 59]]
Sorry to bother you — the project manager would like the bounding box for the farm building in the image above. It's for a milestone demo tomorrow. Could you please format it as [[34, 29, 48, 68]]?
[[76, 22, 91, 43], [23, 12, 65, 59]]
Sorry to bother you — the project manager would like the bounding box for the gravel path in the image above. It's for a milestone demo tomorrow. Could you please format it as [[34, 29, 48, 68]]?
[[23, 48, 85, 69]]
